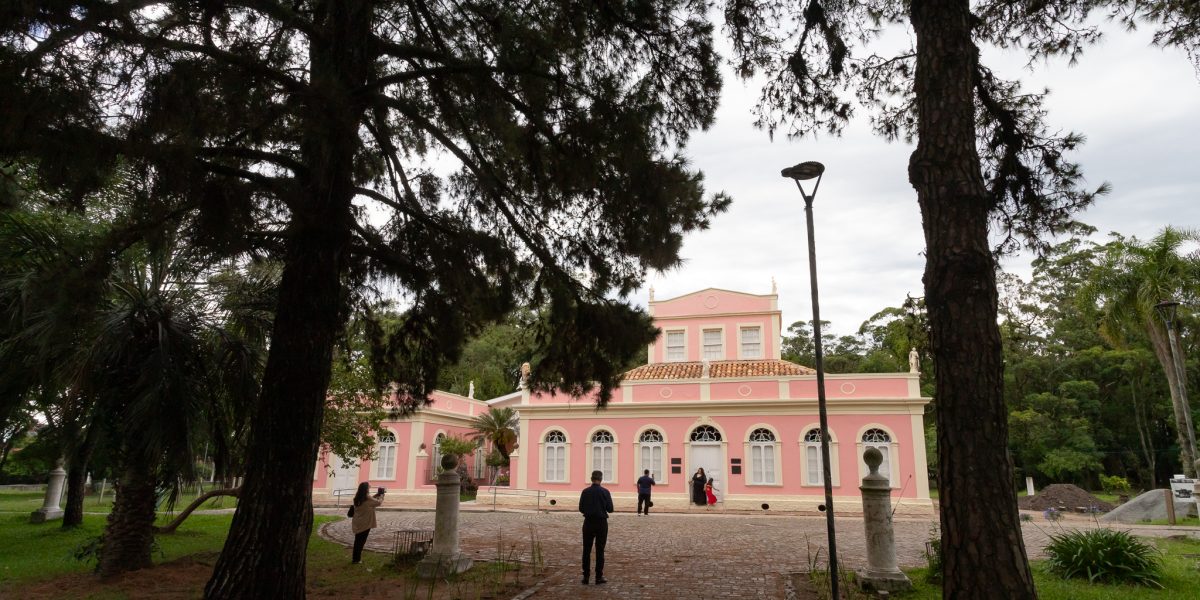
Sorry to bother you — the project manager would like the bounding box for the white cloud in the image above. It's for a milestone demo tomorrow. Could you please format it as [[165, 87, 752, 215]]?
[[638, 21, 1200, 336]]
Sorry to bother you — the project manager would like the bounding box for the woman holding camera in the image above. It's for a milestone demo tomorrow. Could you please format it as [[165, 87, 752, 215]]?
[[350, 482, 386, 564]]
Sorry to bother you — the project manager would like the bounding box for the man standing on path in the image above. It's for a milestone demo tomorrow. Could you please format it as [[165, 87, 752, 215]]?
[[636, 469, 655, 515], [579, 469, 613, 585]]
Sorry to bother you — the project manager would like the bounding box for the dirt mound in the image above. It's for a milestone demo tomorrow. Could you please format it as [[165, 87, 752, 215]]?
[[1018, 484, 1114, 512]]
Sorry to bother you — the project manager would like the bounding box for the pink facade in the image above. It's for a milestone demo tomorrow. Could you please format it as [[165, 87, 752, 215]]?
[[312, 390, 491, 502], [312, 287, 932, 513]]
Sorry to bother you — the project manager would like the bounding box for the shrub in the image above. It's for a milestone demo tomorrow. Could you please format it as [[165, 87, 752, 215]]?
[[1099, 474, 1132, 495], [438, 435, 479, 459], [1044, 529, 1163, 588]]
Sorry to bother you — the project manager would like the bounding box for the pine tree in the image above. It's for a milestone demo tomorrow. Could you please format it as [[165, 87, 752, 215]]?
[[2, 3, 727, 596], [724, 0, 1197, 596]]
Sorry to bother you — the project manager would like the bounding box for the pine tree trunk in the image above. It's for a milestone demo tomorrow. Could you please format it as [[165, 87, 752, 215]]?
[[908, 0, 1037, 597], [204, 5, 371, 599], [98, 461, 158, 578]]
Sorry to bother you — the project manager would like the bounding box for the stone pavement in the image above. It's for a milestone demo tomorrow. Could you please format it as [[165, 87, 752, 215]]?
[[319, 509, 1200, 599]]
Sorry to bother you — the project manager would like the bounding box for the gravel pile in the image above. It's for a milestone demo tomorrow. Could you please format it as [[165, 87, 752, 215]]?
[[1018, 483, 1114, 512]]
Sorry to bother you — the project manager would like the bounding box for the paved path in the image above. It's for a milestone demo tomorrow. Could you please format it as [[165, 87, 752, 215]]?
[[320, 510, 1199, 599]]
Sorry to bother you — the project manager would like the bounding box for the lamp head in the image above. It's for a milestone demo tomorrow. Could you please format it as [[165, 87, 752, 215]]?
[[780, 161, 825, 181], [1155, 300, 1180, 325]]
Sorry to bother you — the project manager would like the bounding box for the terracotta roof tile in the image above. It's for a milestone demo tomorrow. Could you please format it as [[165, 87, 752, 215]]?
[[622, 359, 815, 381]]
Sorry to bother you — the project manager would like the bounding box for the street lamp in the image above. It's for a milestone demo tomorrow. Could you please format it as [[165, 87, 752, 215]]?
[[1155, 300, 1198, 473], [782, 160, 839, 597]]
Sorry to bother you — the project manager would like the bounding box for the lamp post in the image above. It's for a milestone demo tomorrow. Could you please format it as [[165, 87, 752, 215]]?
[[1155, 300, 1198, 475], [782, 160, 839, 596]]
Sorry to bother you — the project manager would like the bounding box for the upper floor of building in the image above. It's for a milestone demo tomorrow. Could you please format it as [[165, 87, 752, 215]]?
[[647, 287, 782, 364]]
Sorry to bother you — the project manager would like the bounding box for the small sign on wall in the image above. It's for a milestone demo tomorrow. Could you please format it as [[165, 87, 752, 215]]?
[[731, 465, 742, 475], [671, 466, 682, 474], [671, 457, 682, 465], [1169, 474, 1195, 499]]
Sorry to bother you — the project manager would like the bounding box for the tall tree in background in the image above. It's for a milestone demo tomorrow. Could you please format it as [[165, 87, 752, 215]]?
[[2, 3, 727, 597], [1082, 227, 1200, 475], [725, 0, 1196, 596]]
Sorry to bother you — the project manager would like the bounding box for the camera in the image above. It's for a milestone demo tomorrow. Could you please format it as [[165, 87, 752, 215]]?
[[377, 487, 387, 496]]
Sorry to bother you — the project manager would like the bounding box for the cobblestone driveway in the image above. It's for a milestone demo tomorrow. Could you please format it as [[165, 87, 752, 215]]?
[[319, 509, 1198, 599]]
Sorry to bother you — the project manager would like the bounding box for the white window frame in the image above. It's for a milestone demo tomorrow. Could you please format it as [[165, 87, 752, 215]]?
[[665, 328, 687, 362], [800, 426, 841, 487], [373, 430, 398, 479], [587, 428, 617, 484], [738, 325, 763, 359], [637, 428, 665, 482], [857, 426, 899, 487], [541, 429, 568, 483], [701, 327, 725, 360], [745, 427, 781, 485]]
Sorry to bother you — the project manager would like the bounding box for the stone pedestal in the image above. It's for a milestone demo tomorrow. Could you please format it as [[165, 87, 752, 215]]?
[[30, 459, 67, 524], [857, 448, 912, 593], [1025, 476, 1036, 497], [417, 456, 473, 578]]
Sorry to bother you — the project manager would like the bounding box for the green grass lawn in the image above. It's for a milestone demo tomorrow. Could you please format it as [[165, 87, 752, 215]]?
[[0, 508, 529, 599], [0, 488, 237, 515], [0, 510, 399, 599], [0, 511, 241, 585], [901, 536, 1200, 600]]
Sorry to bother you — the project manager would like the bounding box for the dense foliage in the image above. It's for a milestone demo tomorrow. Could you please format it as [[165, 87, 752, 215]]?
[[1044, 528, 1164, 588]]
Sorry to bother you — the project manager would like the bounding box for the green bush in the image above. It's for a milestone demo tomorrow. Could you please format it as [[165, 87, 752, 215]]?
[[1099, 474, 1132, 495], [1044, 529, 1163, 588]]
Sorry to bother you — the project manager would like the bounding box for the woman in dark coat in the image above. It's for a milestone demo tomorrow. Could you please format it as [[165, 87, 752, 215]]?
[[691, 468, 707, 505]]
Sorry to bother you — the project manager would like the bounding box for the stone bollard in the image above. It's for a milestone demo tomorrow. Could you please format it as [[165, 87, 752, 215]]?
[[857, 448, 912, 593], [417, 454, 473, 578], [30, 458, 67, 524]]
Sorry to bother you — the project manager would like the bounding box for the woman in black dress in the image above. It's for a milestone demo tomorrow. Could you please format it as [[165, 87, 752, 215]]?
[[691, 468, 707, 505]]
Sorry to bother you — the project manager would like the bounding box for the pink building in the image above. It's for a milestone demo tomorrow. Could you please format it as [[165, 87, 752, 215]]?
[[313, 287, 933, 513]]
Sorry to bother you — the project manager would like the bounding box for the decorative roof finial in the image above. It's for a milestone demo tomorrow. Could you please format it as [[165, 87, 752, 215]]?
[[649, 285, 655, 302], [519, 362, 531, 389], [771, 276, 777, 294], [468, 380, 475, 400], [909, 347, 920, 373]]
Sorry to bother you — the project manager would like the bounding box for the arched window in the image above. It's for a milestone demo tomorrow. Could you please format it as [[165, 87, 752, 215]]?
[[804, 428, 825, 485], [748, 428, 777, 484], [639, 429, 664, 479], [374, 431, 397, 479], [690, 425, 722, 442], [544, 430, 567, 482], [862, 428, 892, 480], [591, 429, 615, 482]]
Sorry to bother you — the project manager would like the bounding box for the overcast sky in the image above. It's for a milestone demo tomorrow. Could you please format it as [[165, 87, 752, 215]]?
[[639, 22, 1200, 335]]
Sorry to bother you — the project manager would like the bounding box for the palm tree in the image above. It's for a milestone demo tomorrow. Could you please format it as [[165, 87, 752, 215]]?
[[0, 205, 112, 528], [0, 187, 265, 571], [86, 257, 212, 576], [470, 406, 518, 480], [1082, 227, 1200, 476]]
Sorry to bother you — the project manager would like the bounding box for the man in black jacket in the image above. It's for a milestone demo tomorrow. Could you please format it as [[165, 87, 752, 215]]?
[[578, 469, 613, 584]]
